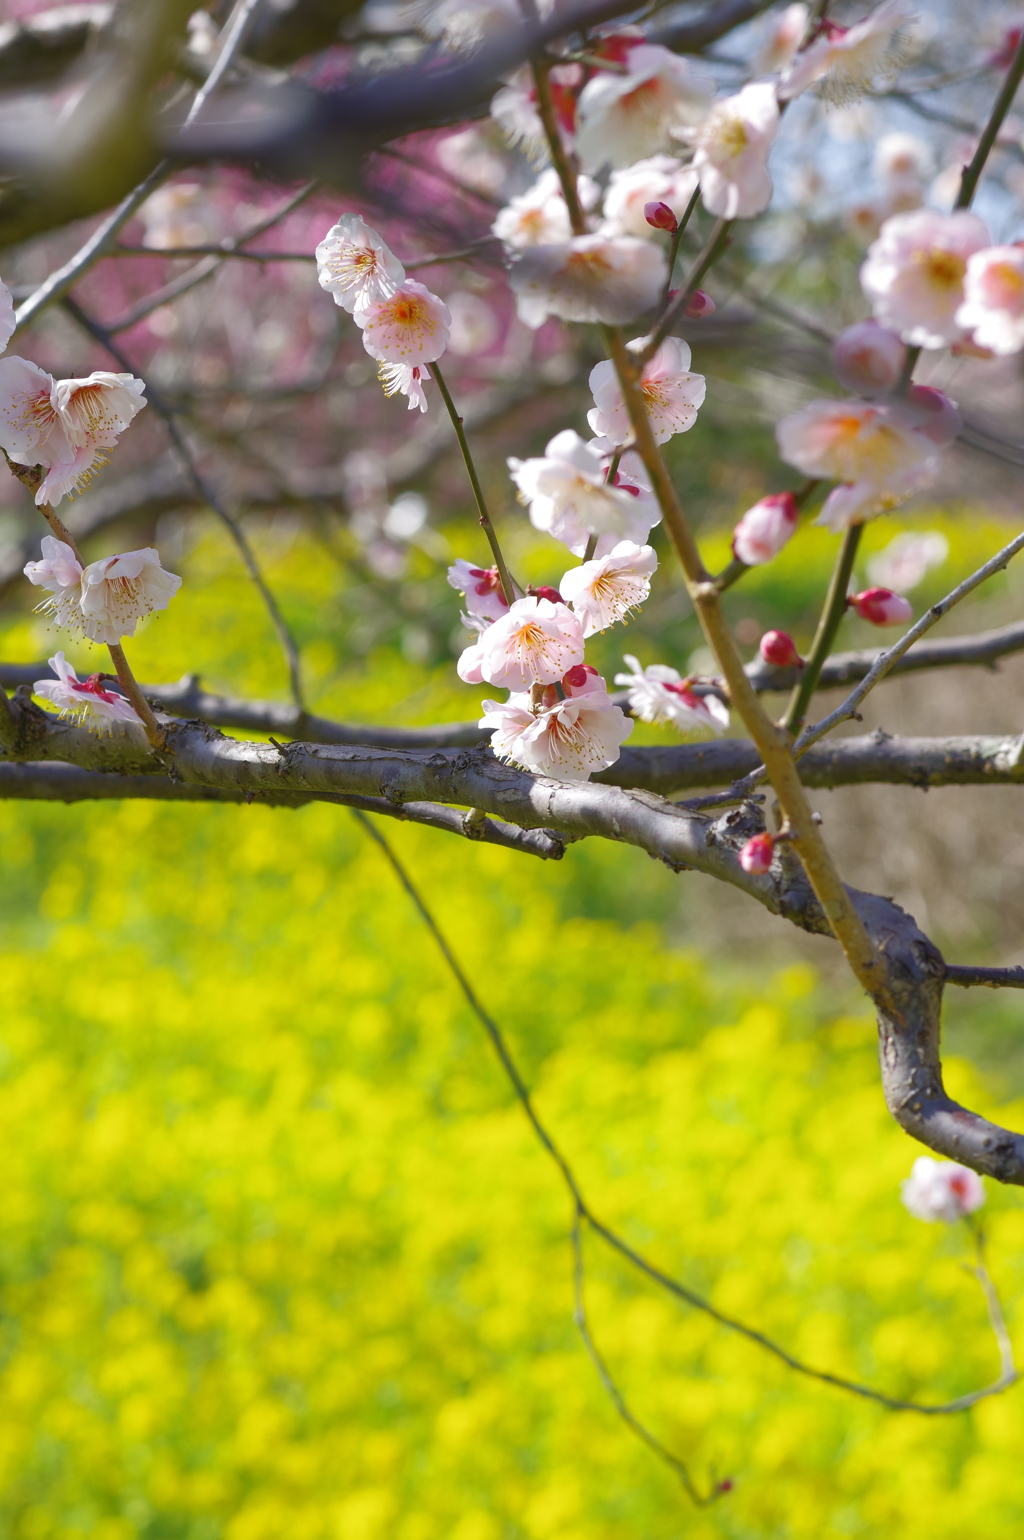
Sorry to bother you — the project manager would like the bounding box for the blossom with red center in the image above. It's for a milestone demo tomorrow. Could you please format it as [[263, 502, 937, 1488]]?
[[739, 833, 775, 875], [316, 213, 405, 313], [901, 1156, 984, 1222], [479, 667, 632, 781], [354, 280, 451, 365], [448, 558, 510, 622], [860, 209, 990, 348], [490, 63, 581, 161], [466, 595, 584, 691], [509, 430, 660, 556], [614, 654, 730, 736], [33, 651, 142, 731], [849, 587, 913, 626], [588, 337, 705, 446], [575, 43, 714, 172], [732, 492, 799, 566]]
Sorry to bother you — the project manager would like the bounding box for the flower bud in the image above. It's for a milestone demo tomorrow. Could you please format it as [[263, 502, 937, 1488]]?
[[562, 662, 599, 692], [644, 200, 678, 233], [732, 492, 799, 566], [849, 587, 913, 626], [684, 289, 716, 318], [759, 630, 802, 668], [905, 384, 962, 447], [831, 320, 907, 397], [531, 585, 564, 604], [739, 833, 775, 875]]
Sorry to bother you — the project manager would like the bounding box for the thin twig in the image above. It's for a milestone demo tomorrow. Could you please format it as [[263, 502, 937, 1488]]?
[[955, 27, 1024, 208], [431, 361, 519, 605], [640, 218, 732, 364], [783, 525, 861, 733]]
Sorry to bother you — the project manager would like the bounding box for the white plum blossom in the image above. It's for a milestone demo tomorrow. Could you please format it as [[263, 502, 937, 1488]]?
[[601, 157, 699, 240], [480, 665, 633, 781], [34, 652, 142, 731], [956, 245, 1024, 356], [814, 463, 935, 531], [490, 63, 581, 161], [447, 558, 510, 621], [316, 214, 405, 313], [901, 1156, 985, 1223], [491, 169, 599, 249], [682, 81, 780, 221], [0, 357, 74, 473], [732, 492, 799, 566], [614, 654, 730, 736], [754, 3, 809, 74], [867, 530, 948, 592], [575, 44, 714, 172], [587, 338, 705, 446], [860, 209, 990, 348], [0, 358, 146, 507], [378, 361, 431, 412], [52, 373, 147, 451], [467, 595, 584, 690], [73, 548, 182, 644], [24, 536, 84, 631], [776, 397, 937, 486], [832, 320, 907, 396], [780, 0, 919, 104], [456, 639, 486, 683], [559, 541, 658, 635], [509, 430, 656, 555], [509, 235, 666, 328], [354, 280, 451, 364]]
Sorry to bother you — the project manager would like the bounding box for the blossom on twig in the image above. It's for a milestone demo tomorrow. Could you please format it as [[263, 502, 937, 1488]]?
[[378, 362, 431, 413], [780, 0, 919, 104], [464, 595, 584, 690], [575, 44, 714, 171], [480, 665, 633, 781], [601, 156, 699, 239], [732, 492, 799, 565], [24, 536, 84, 631], [316, 214, 405, 313], [354, 281, 451, 365], [901, 1155, 984, 1222], [508, 236, 666, 328], [490, 63, 581, 161], [754, 3, 809, 74], [52, 373, 146, 451], [509, 431, 658, 555], [587, 338, 705, 445], [447, 558, 510, 621], [614, 654, 730, 736], [860, 209, 990, 348], [681, 81, 780, 220], [33, 652, 142, 731], [492, 169, 598, 249], [74, 549, 182, 644], [559, 541, 658, 635], [955, 245, 1024, 356], [0, 358, 147, 506], [776, 397, 936, 486]]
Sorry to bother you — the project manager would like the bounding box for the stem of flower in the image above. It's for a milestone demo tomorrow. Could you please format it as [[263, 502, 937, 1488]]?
[[640, 218, 732, 365], [531, 60, 588, 237], [955, 28, 1024, 209], [783, 524, 862, 734], [431, 361, 520, 606], [656, 184, 702, 320]]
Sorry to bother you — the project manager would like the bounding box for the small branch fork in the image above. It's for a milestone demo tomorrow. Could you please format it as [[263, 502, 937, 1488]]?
[[354, 814, 1019, 1501]]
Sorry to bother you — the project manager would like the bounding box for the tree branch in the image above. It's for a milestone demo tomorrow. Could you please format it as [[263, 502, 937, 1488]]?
[[945, 965, 1024, 990]]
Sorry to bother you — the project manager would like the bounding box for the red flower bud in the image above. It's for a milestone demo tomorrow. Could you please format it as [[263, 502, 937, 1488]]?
[[849, 587, 913, 626], [759, 630, 802, 668], [532, 585, 563, 604], [562, 663, 598, 690], [684, 289, 716, 318], [644, 200, 678, 233], [739, 833, 775, 875]]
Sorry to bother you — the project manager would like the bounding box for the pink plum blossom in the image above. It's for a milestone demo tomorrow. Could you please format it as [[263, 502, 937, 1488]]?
[[860, 209, 990, 348], [904, 384, 961, 446], [754, 3, 809, 74], [447, 558, 510, 620], [52, 373, 147, 451], [587, 338, 705, 445], [316, 214, 405, 313], [739, 832, 775, 874], [901, 1156, 984, 1223], [601, 156, 698, 239], [780, 0, 919, 104], [469, 595, 584, 690], [575, 44, 714, 172], [614, 654, 730, 736], [955, 245, 1024, 355], [34, 652, 142, 731], [0, 358, 95, 506], [559, 541, 658, 635], [832, 320, 907, 396], [24, 536, 84, 631], [776, 398, 936, 486], [849, 586, 913, 625], [508, 430, 658, 555], [682, 81, 780, 221], [456, 640, 486, 683], [480, 666, 633, 781], [491, 169, 598, 249], [866, 530, 948, 591], [378, 361, 431, 412], [509, 235, 666, 327], [815, 466, 935, 531], [64, 549, 182, 644], [759, 631, 802, 667], [354, 281, 451, 364], [732, 492, 799, 566]]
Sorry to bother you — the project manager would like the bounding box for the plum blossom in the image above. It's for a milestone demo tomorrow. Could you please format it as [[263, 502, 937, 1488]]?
[[0, 358, 146, 507], [575, 44, 714, 172], [467, 595, 583, 690], [901, 1156, 984, 1223], [447, 557, 510, 621], [732, 492, 799, 566], [34, 652, 142, 731], [956, 245, 1024, 355], [614, 655, 730, 736], [53, 373, 146, 451], [587, 338, 705, 446], [832, 320, 907, 396], [759, 631, 802, 667], [508, 430, 657, 555], [682, 82, 780, 221], [68, 549, 182, 644], [509, 235, 666, 328], [481, 665, 633, 781], [776, 398, 936, 486], [754, 3, 808, 74], [490, 63, 581, 161], [559, 541, 658, 636], [739, 832, 775, 874], [815, 467, 935, 531], [780, 0, 919, 104], [904, 384, 961, 446], [24, 536, 84, 631], [316, 214, 405, 312], [378, 361, 431, 413], [354, 281, 451, 364], [601, 156, 699, 239], [491, 169, 599, 249], [860, 209, 990, 348], [849, 586, 912, 625], [867, 530, 948, 591]]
